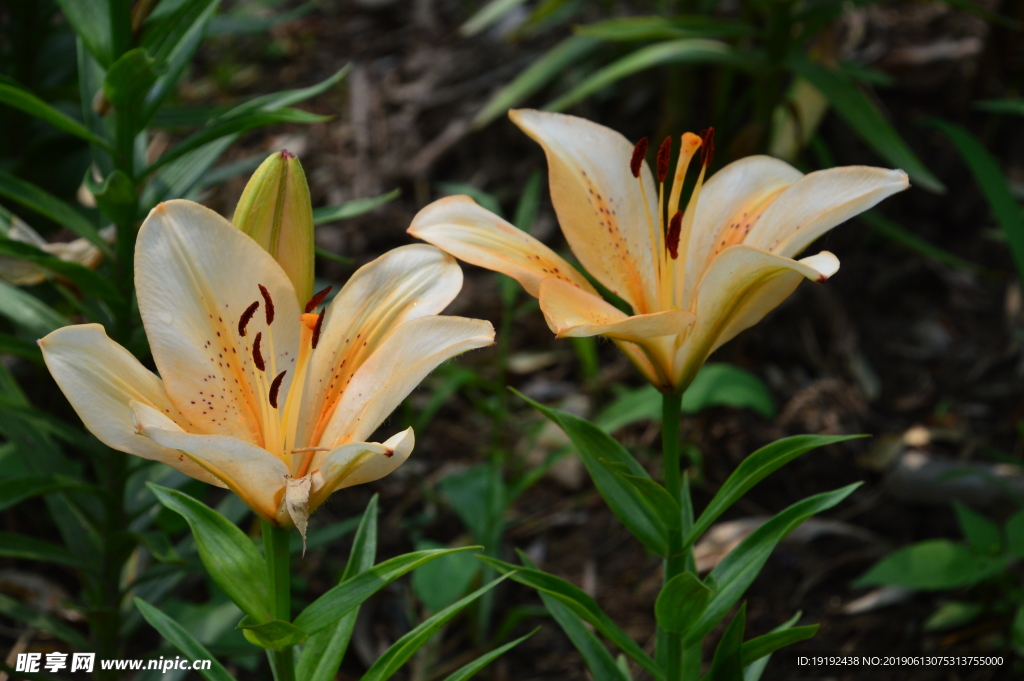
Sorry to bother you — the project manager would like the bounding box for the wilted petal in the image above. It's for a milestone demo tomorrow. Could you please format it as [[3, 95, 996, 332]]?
[[675, 245, 839, 388], [38, 324, 224, 487], [297, 245, 469, 447], [315, 315, 494, 451], [538, 278, 694, 342], [132, 401, 288, 521], [681, 156, 802, 306], [409, 195, 596, 298], [135, 200, 301, 446], [511, 109, 658, 313], [744, 166, 909, 258]]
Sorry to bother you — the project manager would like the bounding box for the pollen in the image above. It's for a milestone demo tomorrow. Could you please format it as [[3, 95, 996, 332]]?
[[311, 308, 326, 349], [258, 284, 275, 325], [238, 301, 259, 337], [269, 370, 286, 408], [253, 332, 266, 371], [656, 136, 671, 183], [629, 137, 648, 178], [305, 285, 333, 313], [667, 210, 683, 259], [699, 127, 715, 167]]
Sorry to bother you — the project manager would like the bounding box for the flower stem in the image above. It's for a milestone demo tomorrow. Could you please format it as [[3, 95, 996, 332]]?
[[661, 392, 692, 681], [262, 522, 295, 681]]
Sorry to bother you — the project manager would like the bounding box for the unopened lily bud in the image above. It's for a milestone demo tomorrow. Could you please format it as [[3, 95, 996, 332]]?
[[233, 150, 315, 303]]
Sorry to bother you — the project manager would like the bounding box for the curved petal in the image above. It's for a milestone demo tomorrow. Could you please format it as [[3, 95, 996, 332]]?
[[315, 315, 494, 450], [38, 324, 224, 487], [744, 166, 909, 258], [132, 401, 288, 521], [135, 200, 301, 446], [674, 246, 839, 389], [334, 429, 414, 491], [308, 430, 414, 509], [681, 156, 803, 307], [409, 195, 596, 298], [538, 278, 694, 342], [511, 109, 658, 313], [296, 244, 470, 447]]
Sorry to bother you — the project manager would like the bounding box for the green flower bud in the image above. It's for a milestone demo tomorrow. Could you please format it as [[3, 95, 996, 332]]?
[[233, 150, 315, 303]]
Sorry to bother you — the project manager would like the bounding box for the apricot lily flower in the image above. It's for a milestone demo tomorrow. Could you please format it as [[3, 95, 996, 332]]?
[[410, 110, 908, 393], [39, 200, 493, 536]]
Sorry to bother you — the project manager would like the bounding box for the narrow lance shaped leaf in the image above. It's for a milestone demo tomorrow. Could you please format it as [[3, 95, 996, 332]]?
[[655, 572, 713, 635], [0, 171, 108, 252], [442, 629, 539, 681], [707, 603, 746, 681], [0, 533, 81, 568], [134, 599, 237, 681], [0, 83, 113, 150]]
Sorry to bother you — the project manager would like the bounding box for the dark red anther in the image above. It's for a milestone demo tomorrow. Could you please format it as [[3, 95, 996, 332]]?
[[629, 137, 649, 178], [656, 136, 672, 183], [304, 285, 333, 313], [280, 149, 295, 159], [252, 332, 266, 372], [238, 301, 259, 337], [699, 127, 715, 167], [269, 370, 286, 408], [383, 447, 394, 458], [258, 284, 275, 325], [311, 308, 325, 349], [667, 210, 683, 260]]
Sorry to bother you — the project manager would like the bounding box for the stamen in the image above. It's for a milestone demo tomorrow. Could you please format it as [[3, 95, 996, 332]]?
[[667, 211, 683, 259], [252, 332, 266, 371], [311, 308, 325, 349], [269, 370, 286, 408], [258, 284, 275, 325], [629, 137, 649, 178], [656, 137, 671, 183], [699, 127, 715, 167], [238, 301, 259, 337], [304, 285, 333, 313]]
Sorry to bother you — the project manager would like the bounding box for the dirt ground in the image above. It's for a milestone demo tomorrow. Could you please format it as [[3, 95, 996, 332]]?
[[164, 0, 1024, 679]]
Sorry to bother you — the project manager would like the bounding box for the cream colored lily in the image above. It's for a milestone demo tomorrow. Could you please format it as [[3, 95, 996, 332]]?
[[39, 200, 494, 535], [410, 109, 908, 393]]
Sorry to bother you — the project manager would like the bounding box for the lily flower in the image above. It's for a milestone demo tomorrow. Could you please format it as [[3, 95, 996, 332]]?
[[39, 200, 494, 536], [410, 110, 908, 393]]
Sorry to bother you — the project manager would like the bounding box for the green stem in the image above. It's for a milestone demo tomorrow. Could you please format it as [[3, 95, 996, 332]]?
[[661, 393, 689, 681], [262, 522, 295, 681]]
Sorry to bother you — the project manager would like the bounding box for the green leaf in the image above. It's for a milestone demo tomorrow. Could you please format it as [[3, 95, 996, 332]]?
[[0, 238, 121, 304], [741, 611, 802, 681], [0, 532, 80, 567], [238, 616, 308, 651], [655, 572, 713, 634], [976, 99, 1024, 116], [312, 189, 401, 224], [790, 59, 945, 194], [296, 496, 377, 681], [0, 334, 41, 362], [595, 384, 661, 433], [56, 0, 115, 66], [686, 484, 861, 647], [854, 539, 1006, 590], [134, 599, 236, 681], [413, 539, 480, 612], [546, 39, 735, 112], [0, 592, 89, 649], [140, 0, 220, 64], [741, 623, 818, 666], [686, 435, 860, 550], [1012, 603, 1024, 650], [0, 474, 91, 512], [293, 546, 480, 635], [952, 501, 1001, 554], [147, 484, 272, 623], [923, 601, 982, 632], [479, 555, 662, 680], [362, 575, 510, 681], [0, 279, 71, 337], [84, 169, 137, 230], [1006, 509, 1024, 558], [104, 48, 162, 111], [460, 0, 529, 36], [682, 363, 774, 418], [515, 389, 667, 556], [859, 210, 986, 274], [707, 603, 745, 681], [223, 65, 351, 116], [0, 83, 113, 150], [928, 118, 1024, 281], [575, 16, 753, 41], [473, 35, 602, 129], [146, 109, 331, 174], [134, 530, 183, 564], [603, 461, 680, 536], [442, 628, 538, 681], [0, 171, 107, 250]]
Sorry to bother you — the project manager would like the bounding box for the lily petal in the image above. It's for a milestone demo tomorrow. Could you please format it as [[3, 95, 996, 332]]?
[[308, 430, 414, 509], [298, 245, 470, 447], [510, 109, 658, 313], [745, 166, 909, 258], [38, 324, 224, 487], [135, 200, 301, 446], [316, 315, 495, 450], [538, 278, 694, 342], [681, 156, 803, 306], [409, 195, 596, 298], [675, 245, 839, 388], [132, 401, 288, 521], [333, 428, 414, 491]]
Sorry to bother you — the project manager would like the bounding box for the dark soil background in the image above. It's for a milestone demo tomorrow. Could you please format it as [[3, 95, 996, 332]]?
[[26, 0, 1024, 679]]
